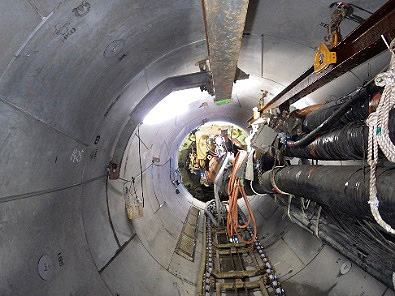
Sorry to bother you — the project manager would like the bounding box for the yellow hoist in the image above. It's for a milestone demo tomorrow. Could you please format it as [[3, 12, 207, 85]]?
[[314, 1, 369, 72], [314, 3, 347, 72]]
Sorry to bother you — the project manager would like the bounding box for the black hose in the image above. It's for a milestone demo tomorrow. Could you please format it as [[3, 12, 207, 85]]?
[[289, 87, 367, 147], [289, 84, 382, 148], [301, 84, 381, 133], [257, 165, 395, 228], [285, 109, 395, 160], [286, 121, 367, 160]]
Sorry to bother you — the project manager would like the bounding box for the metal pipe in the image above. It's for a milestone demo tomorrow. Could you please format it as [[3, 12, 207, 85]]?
[[213, 152, 232, 224]]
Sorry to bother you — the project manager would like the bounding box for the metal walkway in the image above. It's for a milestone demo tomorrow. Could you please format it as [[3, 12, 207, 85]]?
[[197, 211, 285, 296]]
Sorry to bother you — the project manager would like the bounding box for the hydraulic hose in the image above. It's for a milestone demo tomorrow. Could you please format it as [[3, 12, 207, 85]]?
[[257, 165, 395, 228], [285, 109, 395, 160], [286, 110, 395, 160], [288, 87, 367, 147], [286, 121, 368, 160], [302, 83, 381, 133], [288, 84, 381, 148]]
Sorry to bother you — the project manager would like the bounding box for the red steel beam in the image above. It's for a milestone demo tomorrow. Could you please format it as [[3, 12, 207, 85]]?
[[262, 0, 395, 112]]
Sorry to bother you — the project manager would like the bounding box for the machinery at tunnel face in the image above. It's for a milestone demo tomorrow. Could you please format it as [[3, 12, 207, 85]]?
[[178, 122, 247, 202]]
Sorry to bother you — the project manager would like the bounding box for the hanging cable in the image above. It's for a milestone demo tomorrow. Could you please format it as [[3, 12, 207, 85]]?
[[250, 180, 263, 196], [137, 125, 144, 207], [287, 195, 295, 223], [301, 197, 311, 219], [226, 151, 257, 244]]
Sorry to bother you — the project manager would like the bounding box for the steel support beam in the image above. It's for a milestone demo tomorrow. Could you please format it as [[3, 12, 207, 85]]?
[[202, 0, 249, 104], [109, 71, 211, 179], [262, 0, 395, 111]]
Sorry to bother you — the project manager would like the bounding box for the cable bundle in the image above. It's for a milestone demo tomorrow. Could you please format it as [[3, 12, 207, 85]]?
[[226, 151, 257, 244]]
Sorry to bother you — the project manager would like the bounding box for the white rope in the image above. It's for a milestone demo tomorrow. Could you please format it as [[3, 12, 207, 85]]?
[[366, 39, 395, 235], [287, 195, 295, 222], [301, 197, 311, 219], [315, 206, 322, 238], [250, 180, 263, 196]]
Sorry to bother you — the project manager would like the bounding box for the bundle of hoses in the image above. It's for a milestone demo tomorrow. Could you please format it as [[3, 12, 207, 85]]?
[[287, 83, 381, 148], [366, 39, 395, 235], [301, 83, 381, 133], [227, 151, 257, 244], [256, 165, 395, 228], [285, 112, 395, 160]]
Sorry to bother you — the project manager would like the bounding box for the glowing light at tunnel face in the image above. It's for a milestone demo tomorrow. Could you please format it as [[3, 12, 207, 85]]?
[[143, 88, 211, 125], [143, 75, 288, 125]]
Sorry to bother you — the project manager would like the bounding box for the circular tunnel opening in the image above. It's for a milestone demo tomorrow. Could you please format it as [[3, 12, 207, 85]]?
[[176, 121, 248, 202]]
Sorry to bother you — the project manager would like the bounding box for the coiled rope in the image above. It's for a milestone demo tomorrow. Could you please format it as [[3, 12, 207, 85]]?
[[366, 39, 395, 235]]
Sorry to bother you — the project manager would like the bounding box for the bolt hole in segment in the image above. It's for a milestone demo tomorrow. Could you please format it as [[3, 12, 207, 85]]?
[[182, 122, 284, 295]]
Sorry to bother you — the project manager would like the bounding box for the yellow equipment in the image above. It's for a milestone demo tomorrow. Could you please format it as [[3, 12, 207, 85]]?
[[195, 125, 230, 160], [314, 42, 337, 73], [314, 4, 346, 73]]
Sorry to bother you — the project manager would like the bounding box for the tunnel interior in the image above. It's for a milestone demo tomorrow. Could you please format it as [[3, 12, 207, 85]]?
[[1, 0, 394, 296]]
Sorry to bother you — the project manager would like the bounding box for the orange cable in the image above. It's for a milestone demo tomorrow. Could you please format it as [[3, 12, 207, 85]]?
[[226, 152, 257, 244]]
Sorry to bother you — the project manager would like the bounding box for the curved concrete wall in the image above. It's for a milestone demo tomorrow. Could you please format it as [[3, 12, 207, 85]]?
[[0, 0, 393, 295]]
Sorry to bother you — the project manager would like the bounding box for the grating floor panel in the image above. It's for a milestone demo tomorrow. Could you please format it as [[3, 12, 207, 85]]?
[[175, 206, 200, 261]]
